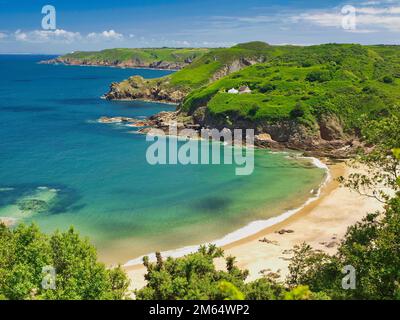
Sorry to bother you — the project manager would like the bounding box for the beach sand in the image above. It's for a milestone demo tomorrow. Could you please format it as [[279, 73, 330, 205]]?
[[124, 161, 384, 291]]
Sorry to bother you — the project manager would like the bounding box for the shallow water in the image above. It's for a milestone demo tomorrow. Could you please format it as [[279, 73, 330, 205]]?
[[0, 55, 326, 264]]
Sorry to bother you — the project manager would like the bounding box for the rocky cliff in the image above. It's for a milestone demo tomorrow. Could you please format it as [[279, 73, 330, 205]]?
[[40, 57, 190, 70], [104, 76, 188, 104]]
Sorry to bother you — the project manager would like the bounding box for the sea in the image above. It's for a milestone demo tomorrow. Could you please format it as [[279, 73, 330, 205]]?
[[0, 55, 326, 264]]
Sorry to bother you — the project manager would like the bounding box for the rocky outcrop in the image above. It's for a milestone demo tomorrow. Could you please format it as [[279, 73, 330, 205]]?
[[104, 76, 188, 104], [98, 116, 138, 124], [318, 114, 345, 141], [211, 57, 265, 82], [139, 109, 361, 158], [188, 106, 359, 157], [97, 116, 154, 127], [101, 107, 361, 158]]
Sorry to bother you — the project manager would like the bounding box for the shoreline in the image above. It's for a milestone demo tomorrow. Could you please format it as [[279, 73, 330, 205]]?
[[124, 160, 384, 290], [214, 161, 384, 281], [100, 95, 179, 106], [222, 160, 340, 251]]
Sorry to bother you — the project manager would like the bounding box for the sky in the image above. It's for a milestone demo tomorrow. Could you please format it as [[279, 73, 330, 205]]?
[[0, 0, 400, 54]]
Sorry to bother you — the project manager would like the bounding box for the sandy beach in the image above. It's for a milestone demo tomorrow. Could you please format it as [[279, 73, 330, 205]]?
[[124, 160, 385, 291]]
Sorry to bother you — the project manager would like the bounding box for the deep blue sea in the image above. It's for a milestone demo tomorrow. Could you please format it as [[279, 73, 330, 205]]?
[[0, 55, 326, 264]]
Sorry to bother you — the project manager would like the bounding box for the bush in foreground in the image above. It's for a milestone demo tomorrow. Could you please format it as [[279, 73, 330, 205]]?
[[0, 224, 130, 300]]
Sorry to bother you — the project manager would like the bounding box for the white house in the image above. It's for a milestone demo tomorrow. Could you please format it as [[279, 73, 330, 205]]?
[[239, 86, 252, 94], [228, 88, 239, 94]]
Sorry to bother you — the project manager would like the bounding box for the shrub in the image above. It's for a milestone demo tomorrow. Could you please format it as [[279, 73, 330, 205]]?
[[306, 70, 332, 83], [301, 60, 314, 67], [248, 104, 260, 118], [382, 75, 394, 84], [258, 83, 276, 93], [290, 103, 306, 118], [0, 224, 130, 300]]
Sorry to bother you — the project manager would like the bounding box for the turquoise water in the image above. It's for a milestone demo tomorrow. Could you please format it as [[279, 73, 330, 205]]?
[[0, 55, 326, 264]]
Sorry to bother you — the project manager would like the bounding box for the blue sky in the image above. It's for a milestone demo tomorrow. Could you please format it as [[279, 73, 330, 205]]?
[[0, 0, 400, 53]]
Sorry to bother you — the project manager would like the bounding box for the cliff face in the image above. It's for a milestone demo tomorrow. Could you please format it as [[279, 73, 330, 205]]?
[[40, 57, 189, 70], [190, 106, 355, 155], [138, 108, 359, 158], [211, 57, 265, 82]]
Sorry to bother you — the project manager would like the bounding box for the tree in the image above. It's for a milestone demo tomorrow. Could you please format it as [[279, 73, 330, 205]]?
[[339, 114, 400, 203], [136, 244, 249, 300], [244, 277, 286, 300], [0, 224, 130, 300], [287, 118, 400, 300], [284, 285, 330, 300], [287, 195, 400, 300], [136, 244, 328, 300]]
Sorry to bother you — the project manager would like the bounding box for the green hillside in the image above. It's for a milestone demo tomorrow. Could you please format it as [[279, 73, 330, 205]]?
[[181, 43, 400, 132], [104, 42, 400, 144], [104, 42, 291, 101], [169, 42, 275, 88]]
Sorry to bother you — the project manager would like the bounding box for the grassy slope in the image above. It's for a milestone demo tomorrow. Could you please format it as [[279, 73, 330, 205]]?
[[108, 41, 285, 98], [169, 42, 285, 89], [181, 43, 400, 132], [60, 48, 210, 64]]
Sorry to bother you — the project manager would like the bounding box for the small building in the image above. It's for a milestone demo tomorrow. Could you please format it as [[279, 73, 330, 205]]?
[[239, 86, 251, 94], [228, 88, 239, 94]]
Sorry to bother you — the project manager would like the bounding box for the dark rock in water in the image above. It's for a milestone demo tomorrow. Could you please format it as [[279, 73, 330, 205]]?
[[17, 199, 48, 213], [193, 197, 231, 212], [98, 116, 137, 124]]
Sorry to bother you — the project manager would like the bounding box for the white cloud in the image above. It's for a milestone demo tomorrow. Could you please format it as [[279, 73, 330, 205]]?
[[87, 30, 124, 41], [14, 30, 27, 41], [292, 12, 342, 27], [235, 15, 276, 23], [293, 4, 400, 32], [14, 29, 81, 43], [174, 40, 191, 46], [12, 28, 126, 45], [0, 32, 7, 39], [357, 6, 400, 14]]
